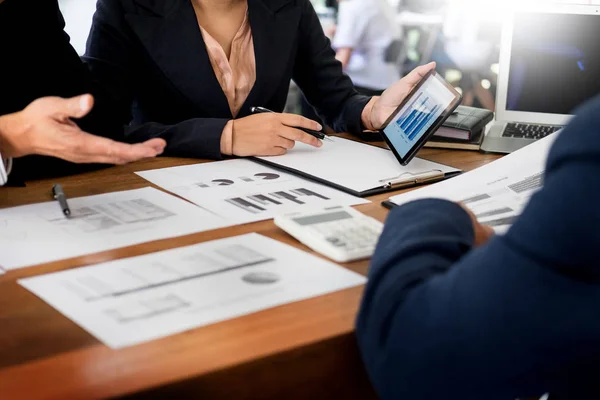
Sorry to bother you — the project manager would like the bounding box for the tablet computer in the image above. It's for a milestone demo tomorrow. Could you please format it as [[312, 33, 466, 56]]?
[[380, 70, 462, 165]]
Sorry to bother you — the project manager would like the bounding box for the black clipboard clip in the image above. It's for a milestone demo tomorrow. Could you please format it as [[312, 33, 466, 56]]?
[[379, 169, 445, 190]]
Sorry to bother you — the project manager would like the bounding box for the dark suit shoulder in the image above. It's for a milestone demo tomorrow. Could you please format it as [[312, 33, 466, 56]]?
[[258, 0, 300, 13], [546, 94, 600, 173], [97, 0, 179, 17], [110, 0, 302, 16]]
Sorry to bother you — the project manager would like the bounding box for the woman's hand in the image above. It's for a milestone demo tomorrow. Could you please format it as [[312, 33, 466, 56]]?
[[0, 95, 166, 164], [366, 62, 437, 130], [231, 113, 323, 157]]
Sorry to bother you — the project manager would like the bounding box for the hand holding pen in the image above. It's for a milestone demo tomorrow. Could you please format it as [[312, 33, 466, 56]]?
[[225, 111, 326, 157], [250, 107, 334, 142]]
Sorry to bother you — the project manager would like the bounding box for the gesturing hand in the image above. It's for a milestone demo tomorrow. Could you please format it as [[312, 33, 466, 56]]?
[[231, 113, 323, 157], [0, 95, 166, 164], [367, 62, 437, 130]]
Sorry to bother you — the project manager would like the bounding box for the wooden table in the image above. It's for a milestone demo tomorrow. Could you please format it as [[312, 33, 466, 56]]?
[[0, 143, 501, 399]]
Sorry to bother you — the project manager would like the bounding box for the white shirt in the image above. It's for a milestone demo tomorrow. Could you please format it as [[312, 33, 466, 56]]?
[[0, 152, 11, 186], [332, 0, 401, 90]]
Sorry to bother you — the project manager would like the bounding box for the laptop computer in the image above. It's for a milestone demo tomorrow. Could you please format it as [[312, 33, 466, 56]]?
[[481, 4, 600, 154]]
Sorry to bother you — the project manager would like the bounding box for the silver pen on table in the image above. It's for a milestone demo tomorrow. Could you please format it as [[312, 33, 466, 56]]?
[[52, 184, 71, 217]]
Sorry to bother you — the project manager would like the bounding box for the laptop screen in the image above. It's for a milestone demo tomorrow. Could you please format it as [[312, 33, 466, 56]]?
[[506, 12, 600, 115]]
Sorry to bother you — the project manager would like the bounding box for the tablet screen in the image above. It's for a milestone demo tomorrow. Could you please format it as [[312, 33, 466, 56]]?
[[383, 73, 458, 158]]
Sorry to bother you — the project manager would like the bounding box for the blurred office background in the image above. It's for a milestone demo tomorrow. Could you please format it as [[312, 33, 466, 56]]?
[[59, 0, 600, 113]]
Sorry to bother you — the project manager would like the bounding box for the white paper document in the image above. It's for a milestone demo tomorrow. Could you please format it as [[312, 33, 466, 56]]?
[[137, 159, 369, 225], [257, 137, 461, 193], [20, 233, 367, 349], [0, 187, 230, 270], [388, 134, 559, 233]]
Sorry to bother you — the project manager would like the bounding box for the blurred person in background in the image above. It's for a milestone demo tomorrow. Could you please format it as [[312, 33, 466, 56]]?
[[441, 0, 502, 109], [332, 0, 402, 96]]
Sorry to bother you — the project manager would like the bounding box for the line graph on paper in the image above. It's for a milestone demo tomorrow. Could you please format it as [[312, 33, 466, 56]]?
[[61, 245, 274, 302]]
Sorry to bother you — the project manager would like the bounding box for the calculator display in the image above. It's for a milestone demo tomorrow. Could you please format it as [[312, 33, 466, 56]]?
[[293, 211, 353, 226]]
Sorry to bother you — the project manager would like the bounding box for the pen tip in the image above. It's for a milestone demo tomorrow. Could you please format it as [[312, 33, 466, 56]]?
[[324, 137, 335, 142]]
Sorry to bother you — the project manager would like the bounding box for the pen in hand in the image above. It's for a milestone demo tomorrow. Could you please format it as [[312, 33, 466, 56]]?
[[52, 184, 71, 217], [250, 107, 334, 142]]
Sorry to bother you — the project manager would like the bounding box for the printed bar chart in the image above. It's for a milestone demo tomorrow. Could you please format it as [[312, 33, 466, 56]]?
[[225, 188, 332, 215]]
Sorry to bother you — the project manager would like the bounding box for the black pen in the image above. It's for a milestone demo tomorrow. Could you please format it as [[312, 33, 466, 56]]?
[[52, 184, 71, 217], [250, 106, 334, 142]]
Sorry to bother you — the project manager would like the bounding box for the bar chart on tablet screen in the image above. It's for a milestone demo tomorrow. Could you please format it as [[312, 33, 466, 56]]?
[[396, 96, 442, 142], [383, 74, 455, 157]]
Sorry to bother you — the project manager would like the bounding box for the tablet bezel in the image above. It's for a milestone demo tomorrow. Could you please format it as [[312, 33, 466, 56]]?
[[379, 70, 462, 166]]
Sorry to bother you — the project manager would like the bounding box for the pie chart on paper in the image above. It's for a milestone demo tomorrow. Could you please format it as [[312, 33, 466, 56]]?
[[254, 173, 280, 181], [212, 179, 235, 186]]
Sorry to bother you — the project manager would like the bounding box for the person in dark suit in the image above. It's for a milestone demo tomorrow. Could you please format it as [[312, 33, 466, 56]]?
[[356, 95, 600, 399], [0, 0, 165, 183], [84, 0, 433, 159]]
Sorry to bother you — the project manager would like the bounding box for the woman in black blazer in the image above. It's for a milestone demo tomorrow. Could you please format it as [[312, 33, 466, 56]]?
[[84, 0, 433, 159]]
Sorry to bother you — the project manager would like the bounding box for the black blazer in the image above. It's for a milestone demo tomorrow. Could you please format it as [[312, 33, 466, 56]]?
[[0, 0, 124, 181], [84, 0, 371, 159]]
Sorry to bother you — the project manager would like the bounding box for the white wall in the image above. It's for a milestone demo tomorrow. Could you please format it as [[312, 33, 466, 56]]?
[[58, 0, 98, 55]]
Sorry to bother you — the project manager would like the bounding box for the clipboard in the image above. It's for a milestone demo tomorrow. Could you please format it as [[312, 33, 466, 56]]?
[[251, 137, 462, 198]]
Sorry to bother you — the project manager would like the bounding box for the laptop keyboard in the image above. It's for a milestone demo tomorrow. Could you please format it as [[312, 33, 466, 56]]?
[[502, 123, 561, 140]]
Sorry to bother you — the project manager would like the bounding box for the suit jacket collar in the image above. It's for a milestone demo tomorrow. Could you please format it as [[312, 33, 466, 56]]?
[[126, 0, 300, 116]]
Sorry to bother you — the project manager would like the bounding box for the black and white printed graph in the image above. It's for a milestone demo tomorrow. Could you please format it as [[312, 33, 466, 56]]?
[[19, 234, 367, 349], [137, 159, 368, 225], [388, 135, 557, 234], [226, 188, 331, 214], [192, 172, 282, 189]]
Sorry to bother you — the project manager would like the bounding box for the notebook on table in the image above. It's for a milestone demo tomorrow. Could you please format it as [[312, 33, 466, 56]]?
[[432, 106, 493, 141], [424, 128, 485, 151]]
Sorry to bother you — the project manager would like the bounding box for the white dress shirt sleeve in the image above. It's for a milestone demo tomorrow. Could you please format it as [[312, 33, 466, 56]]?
[[0, 152, 11, 186]]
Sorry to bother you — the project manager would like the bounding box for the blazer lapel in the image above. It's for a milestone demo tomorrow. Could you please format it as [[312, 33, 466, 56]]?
[[241, 0, 301, 114], [125, 0, 231, 117]]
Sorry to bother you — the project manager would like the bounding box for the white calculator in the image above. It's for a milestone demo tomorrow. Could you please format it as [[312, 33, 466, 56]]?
[[274, 206, 384, 263]]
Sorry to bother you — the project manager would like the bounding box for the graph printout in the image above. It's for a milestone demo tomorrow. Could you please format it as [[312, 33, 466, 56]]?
[[0, 188, 230, 270], [20, 234, 366, 348], [137, 159, 369, 225], [388, 134, 559, 233]]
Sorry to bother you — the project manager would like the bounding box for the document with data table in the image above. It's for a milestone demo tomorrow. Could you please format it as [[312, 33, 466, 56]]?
[[0, 187, 230, 270], [386, 134, 559, 233], [20, 233, 367, 349], [137, 159, 369, 225]]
